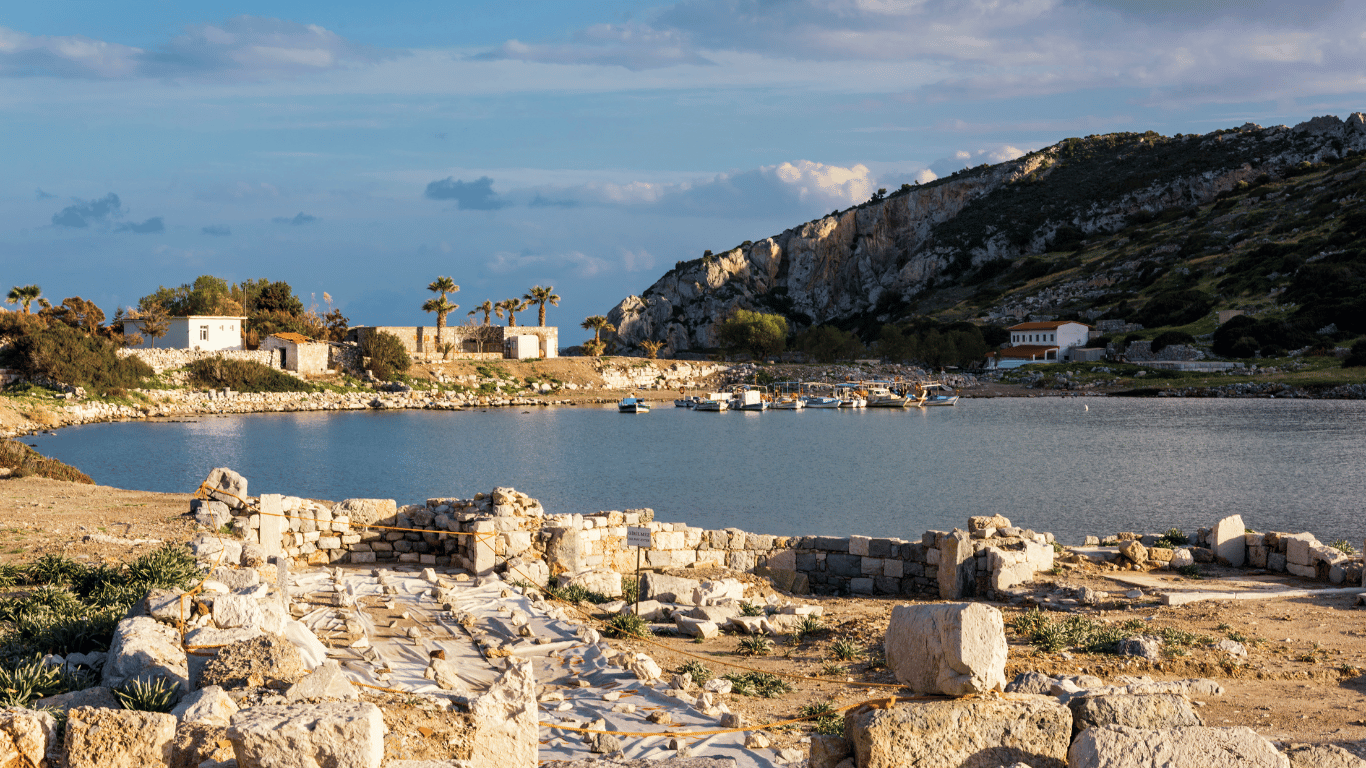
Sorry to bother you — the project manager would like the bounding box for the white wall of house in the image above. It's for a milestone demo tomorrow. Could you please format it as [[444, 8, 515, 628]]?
[[1007, 322, 1090, 360], [124, 316, 245, 351]]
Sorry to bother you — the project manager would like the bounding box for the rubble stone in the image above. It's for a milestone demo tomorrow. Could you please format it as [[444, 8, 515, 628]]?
[[1068, 725, 1288, 768], [227, 702, 385, 768], [170, 685, 239, 726], [65, 706, 177, 768], [102, 616, 189, 698], [846, 696, 1070, 768], [884, 602, 1006, 695], [0, 707, 56, 768]]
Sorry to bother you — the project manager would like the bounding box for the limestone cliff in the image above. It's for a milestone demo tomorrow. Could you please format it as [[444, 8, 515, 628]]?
[[607, 113, 1366, 352]]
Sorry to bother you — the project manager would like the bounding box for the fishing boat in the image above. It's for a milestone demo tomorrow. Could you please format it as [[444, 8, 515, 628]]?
[[801, 383, 843, 408], [912, 382, 960, 407], [838, 386, 868, 408], [618, 395, 651, 413], [730, 387, 768, 411], [865, 382, 914, 408], [770, 382, 806, 410], [674, 389, 699, 408], [693, 393, 729, 412]]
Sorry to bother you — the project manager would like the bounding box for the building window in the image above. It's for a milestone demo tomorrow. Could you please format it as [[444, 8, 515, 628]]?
[[199, 326, 209, 341]]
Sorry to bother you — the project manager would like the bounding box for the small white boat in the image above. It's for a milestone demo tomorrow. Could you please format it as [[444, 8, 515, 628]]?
[[618, 396, 651, 413], [732, 388, 768, 411], [804, 396, 842, 409], [866, 385, 913, 408], [693, 392, 730, 411], [913, 382, 960, 407], [772, 395, 805, 410], [674, 396, 699, 408]]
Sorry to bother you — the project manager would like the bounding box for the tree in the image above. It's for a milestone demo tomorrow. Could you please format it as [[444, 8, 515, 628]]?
[[361, 330, 411, 381], [795, 325, 864, 363], [581, 315, 615, 343], [46, 297, 106, 336], [140, 275, 244, 316], [6, 285, 43, 314], [126, 303, 169, 346], [421, 276, 459, 348], [640, 340, 664, 360], [497, 299, 529, 327], [716, 309, 787, 360], [468, 300, 495, 325], [523, 285, 560, 327]]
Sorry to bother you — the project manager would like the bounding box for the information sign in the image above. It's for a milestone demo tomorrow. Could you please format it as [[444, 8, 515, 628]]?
[[626, 527, 653, 549]]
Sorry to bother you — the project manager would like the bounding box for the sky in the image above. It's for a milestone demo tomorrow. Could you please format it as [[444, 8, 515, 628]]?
[[3, 1, 1365, 339]]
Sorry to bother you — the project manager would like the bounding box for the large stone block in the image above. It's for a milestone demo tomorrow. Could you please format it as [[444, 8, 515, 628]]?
[[1212, 514, 1247, 567], [0, 707, 56, 768], [204, 467, 248, 508], [557, 570, 622, 599], [545, 528, 585, 576], [468, 658, 537, 768], [1068, 726, 1289, 768], [213, 594, 266, 629], [640, 572, 700, 604], [938, 530, 975, 599], [1068, 693, 1202, 734], [227, 702, 384, 768], [846, 696, 1070, 768], [170, 722, 235, 768], [170, 685, 239, 727], [66, 706, 177, 768], [1285, 533, 1318, 566], [331, 498, 398, 528], [102, 616, 189, 698], [885, 602, 1006, 695]]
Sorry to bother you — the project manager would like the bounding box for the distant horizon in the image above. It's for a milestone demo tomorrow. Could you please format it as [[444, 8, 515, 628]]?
[[5, 1, 1363, 345]]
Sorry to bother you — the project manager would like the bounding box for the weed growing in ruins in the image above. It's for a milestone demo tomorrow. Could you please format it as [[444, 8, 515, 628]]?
[[678, 660, 712, 683], [621, 578, 639, 604], [1160, 529, 1190, 546], [1330, 539, 1357, 556], [187, 358, 317, 393], [740, 602, 764, 617], [0, 656, 71, 707], [800, 703, 844, 735], [724, 670, 791, 697], [820, 662, 846, 677], [794, 615, 824, 643], [830, 638, 862, 661], [113, 677, 179, 713], [1011, 612, 1154, 655], [1176, 564, 1203, 579], [1226, 630, 1258, 645], [737, 635, 773, 657], [544, 580, 609, 605], [1159, 627, 1212, 649], [604, 614, 651, 640]]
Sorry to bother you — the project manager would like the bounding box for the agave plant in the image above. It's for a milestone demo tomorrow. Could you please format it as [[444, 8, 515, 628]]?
[[113, 677, 179, 713]]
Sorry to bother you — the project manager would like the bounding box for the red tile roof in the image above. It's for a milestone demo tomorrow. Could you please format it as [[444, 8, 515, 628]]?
[[1008, 321, 1090, 331], [999, 344, 1060, 359]]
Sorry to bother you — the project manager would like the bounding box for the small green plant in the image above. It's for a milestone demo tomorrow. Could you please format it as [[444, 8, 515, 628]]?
[[740, 602, 764, 617], [604, 614, 651, 640], [113, 677, 179, 712], [794, 615, 823, 642], [724, 670, 791, 697], [1177, 564, 1203, 579], [621, 577, 639, 604], [820, 662, 846, 677], [1330, 539, 1357, 556], [1217, 623, 1232, 631], [1160, 528, 1190, 546], [545, 580, 609, 605], [830, 638, 862, 661], [678, 660, 712, 684], [800, 702, 844, 735], [0, 656, 68, 707], [737, 634, 773, 657]]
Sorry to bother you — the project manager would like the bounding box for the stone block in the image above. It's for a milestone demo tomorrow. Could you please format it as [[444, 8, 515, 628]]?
[[810, 537, 849, 552], [66, 706, 177, 768], [1268, 552, 1287, 571], [1286, 562, 1317, 578], [171, 685, 240, 727], [860, 557, 882, 576], [204, 467, 248, 509], [34, 686, 121, 712], [1068, 693, 1202, 734], [349, 551, 377, 564], [331, 498, 398, 528], [1248, 545, 1269, 568], [227, 702, 384, 768], [882, 559, 903, 579], [937, 530, 974, 599], [102, 616, 189, 698], [192, 499, 233, 530], [827, 553, 862, 578], [1212, 514, 1246, 567], [1285, 533, 1318, 566], [847, 696, 1069, 768], [286, 660, 359, 702], [850, 578, 874, 594], [0, 707, 56, 768], [884, 602, 1006, 695], [641, 572, 700, 604], [558, 569, 623, 599], [468, 659, 538, 768], [1068, 726, 1290, 768], [258, 494, 284, 557], [849, 536, 871, 557], [213, 594, 265, 630]]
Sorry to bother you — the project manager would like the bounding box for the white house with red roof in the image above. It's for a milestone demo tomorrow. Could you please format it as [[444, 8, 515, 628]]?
[[989, 320, 1092, 369]]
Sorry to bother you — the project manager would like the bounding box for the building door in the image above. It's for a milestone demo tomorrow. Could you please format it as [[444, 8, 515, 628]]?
[[279, 348, 288, 369]]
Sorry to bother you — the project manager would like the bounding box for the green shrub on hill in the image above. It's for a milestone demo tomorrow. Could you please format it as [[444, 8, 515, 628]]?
[[0, 441, 94, 484], [187, 357, 316, 393], [7, 324, 151, 393], [1344, 341, 1366, 368], [361, 331, 411, 381]]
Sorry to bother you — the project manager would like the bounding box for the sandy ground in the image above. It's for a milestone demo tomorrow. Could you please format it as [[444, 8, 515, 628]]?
[[2, 474, 1361, 755]]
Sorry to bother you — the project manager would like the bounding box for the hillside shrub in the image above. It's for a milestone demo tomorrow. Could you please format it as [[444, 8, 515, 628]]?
[[795, 325, 864, 363], [361, 331, 411, 381], [187, 357, 316, 393], [1150, 331, 1196, 354], [0, 441, 93, 484], [8, 324, 151, 393], [1343, 341, 1366, 368], [1135, 290, 1212, 328], [717, 310, 787, 360]]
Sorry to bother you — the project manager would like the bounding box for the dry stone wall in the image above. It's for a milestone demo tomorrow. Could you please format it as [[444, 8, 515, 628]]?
[[118, 348, 277, 374]]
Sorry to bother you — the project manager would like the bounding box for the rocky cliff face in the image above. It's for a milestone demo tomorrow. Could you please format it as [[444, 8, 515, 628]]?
[[608, 113, 1366, 352]]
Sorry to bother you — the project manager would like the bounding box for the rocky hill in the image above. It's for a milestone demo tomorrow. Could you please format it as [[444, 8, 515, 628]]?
[[607, 113, 1366, 354]]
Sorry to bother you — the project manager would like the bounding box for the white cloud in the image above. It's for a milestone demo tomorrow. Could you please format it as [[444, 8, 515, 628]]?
[[928, 145, 1026, 177], [621, 249, 656, 273], [0, 16, 385, 81], [487, 250, 610, 278]]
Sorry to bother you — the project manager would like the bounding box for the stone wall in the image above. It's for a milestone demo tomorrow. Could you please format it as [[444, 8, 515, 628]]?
[[222, 483, 1054, 599], [118, 348, 278, 374]]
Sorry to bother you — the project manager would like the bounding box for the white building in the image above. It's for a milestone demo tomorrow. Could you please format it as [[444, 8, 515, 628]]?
[[123, 316, 245, 351], [991, 321, 1092, 369]]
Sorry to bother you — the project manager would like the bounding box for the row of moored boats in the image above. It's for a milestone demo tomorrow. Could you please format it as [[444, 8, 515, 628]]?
[[617, 381, 959, 413]]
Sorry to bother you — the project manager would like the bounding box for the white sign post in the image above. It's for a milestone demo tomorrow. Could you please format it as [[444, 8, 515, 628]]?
[[626, 527, 652, 614]]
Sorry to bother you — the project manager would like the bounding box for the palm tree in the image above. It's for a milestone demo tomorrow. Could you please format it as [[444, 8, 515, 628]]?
[[522, 286, 560, 327], [6, 285, 42, 314], [581, 315, 615, 343], [468, 300, 494, 325], [425, 276, 460, 348], [497, 299, 529, 327]]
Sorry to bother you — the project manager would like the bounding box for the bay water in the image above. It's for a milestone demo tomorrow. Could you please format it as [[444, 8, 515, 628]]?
[[27, 398, 1366, 545]]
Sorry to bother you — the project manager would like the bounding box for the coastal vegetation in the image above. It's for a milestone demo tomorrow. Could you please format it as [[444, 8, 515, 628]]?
[[135, 275, 348, 345], [717, 310, 787, 360], [1, 314, 153, 394], [0, 440, 93, 484], [186, 357, 318, 393], [422, 276, 459, 349], [360, 330, 412, 381], [523, 285, 560, 327], [580, 315, 615, 356]]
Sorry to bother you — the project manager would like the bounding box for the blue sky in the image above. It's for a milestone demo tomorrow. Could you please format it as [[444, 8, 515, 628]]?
[[4, 0, 1364, 338]]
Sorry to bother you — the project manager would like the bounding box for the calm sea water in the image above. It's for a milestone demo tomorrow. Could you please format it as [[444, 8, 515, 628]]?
[[26, 398, 1366, 544]]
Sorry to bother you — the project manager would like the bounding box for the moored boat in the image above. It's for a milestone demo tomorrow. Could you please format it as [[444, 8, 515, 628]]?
[[618, 395, 651, 413], [912, 382, 960, 407], [693, 392, 730, 411], [865, 383, 913, 408]]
